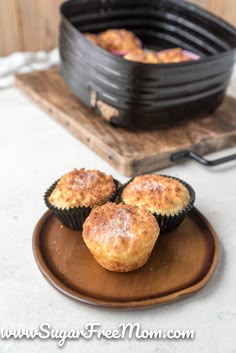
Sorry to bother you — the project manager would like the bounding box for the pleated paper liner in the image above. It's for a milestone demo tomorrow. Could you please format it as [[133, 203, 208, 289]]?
[[44, 179, 119, 231], [118, 175, 195, 234]]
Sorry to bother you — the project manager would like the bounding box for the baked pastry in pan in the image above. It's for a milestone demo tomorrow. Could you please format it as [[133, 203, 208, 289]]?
[[84, 29, 141, 54], [84, 29, 199, 63], [124, 49, 161, 63]]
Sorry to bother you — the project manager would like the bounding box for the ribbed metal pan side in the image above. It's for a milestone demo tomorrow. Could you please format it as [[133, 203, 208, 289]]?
[[60, 0, 236, 129], [60, 17, 235, 80]]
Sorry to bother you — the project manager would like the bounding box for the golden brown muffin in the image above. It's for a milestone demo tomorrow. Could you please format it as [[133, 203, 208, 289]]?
[[82, 202, 159, 272], [121, 174, 191, 216], [157, 48, 192, 63], [48, 168, 116, 209], [97, 29, 141, 53], [124, 49, 161, 63]]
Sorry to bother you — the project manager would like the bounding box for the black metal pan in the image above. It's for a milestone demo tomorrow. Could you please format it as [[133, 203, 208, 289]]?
[[60, 0, 236, 130]]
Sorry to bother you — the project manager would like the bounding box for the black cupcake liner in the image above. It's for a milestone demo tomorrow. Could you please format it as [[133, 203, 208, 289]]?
[[44, 179, 119, 231], [118, 175, 195, 234]]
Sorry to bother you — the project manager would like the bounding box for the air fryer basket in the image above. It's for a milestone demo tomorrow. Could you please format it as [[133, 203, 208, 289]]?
[[60, 0, 236, 129]]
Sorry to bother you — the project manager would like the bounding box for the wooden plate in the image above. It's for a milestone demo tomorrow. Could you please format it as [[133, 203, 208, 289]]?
[[32, 208, 218, 308]]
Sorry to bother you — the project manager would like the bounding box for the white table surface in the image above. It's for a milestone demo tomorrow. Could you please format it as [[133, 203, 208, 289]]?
[[0, 86, 236, 353]]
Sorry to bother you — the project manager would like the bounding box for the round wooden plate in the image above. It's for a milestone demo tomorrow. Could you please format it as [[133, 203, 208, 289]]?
[[32, 208, 218, 308]]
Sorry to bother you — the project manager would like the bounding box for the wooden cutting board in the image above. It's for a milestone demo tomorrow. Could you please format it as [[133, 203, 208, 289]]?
[[16, 68, 236, 177]]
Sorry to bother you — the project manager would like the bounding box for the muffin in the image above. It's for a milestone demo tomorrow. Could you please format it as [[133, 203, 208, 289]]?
[[124, 49, 161, 64], [82, 202, 159, 272], [97, 29, 141, 53], [119, 174, 195, 233], [157, 48, 193, 63], [44, 169, 118, 230]]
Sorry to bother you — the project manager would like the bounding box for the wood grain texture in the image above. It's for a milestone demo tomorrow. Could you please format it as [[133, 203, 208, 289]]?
[[209, 0, 236, 27], [32, 208, 218, 308], [0, 0, 63, 56], [17, 0, 63, 52], [0, 0, 235, 56], [0, 0, 23, 56], [16, 69, 236, 177]]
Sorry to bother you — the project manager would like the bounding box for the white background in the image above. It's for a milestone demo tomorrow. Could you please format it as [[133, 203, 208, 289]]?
[[0, 86, 236, 353]]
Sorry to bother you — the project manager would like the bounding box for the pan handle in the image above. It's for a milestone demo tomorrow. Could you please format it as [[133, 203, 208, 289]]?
[[170, 150, 236, 166]]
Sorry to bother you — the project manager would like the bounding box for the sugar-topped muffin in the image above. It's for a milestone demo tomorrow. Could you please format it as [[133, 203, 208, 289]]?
[[48, 168, 116, 209], [82, 202, 159, 272], [121, 174, 190, 215], [120, 174, 195, 233], [45, 169, 118, 230]]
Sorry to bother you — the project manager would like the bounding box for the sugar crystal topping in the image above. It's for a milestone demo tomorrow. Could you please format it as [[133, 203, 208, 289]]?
[[131, 180, 165, 192], [94, 207, 134, 238], [72, 171, 97, 190]]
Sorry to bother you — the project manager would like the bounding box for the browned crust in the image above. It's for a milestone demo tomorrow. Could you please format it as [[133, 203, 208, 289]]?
[[122, 174, 191, 216], [49, 168, 116, 209], [124, 48, 193, 64], [82, 202, 159, 272], [98, 29, 141, 52], [157, 48, 192, 63], [124, 49, 161, 63], [84, 29, 141, 52]]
